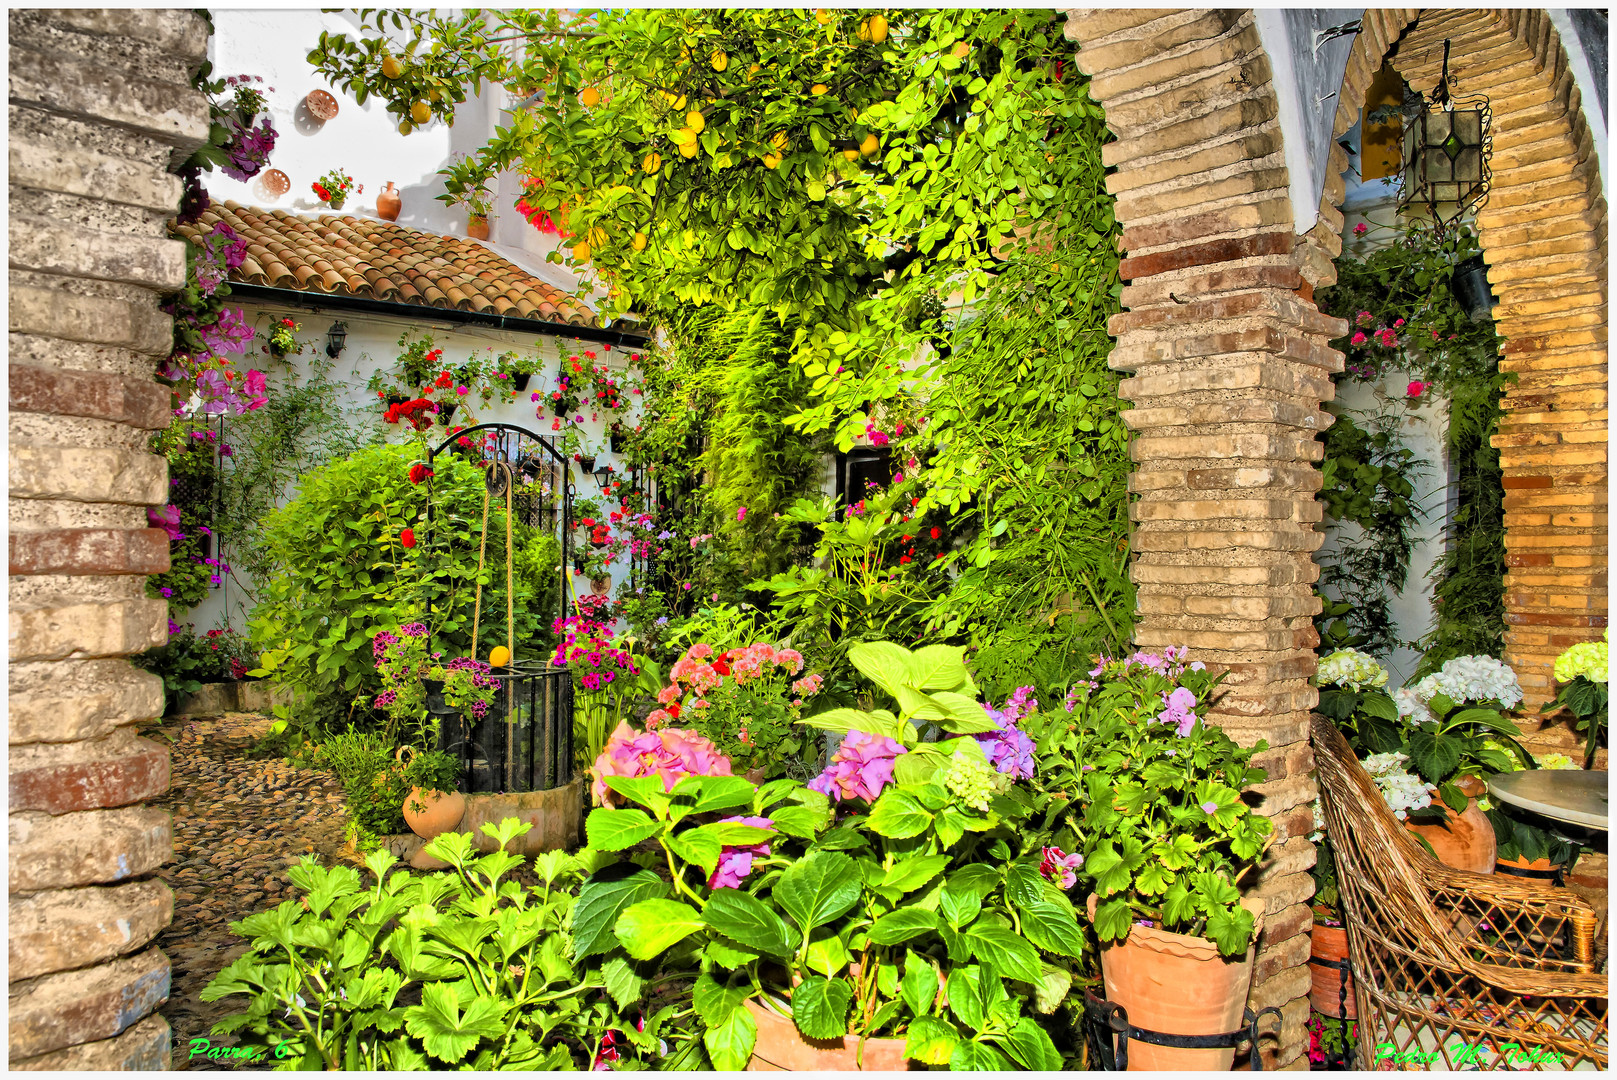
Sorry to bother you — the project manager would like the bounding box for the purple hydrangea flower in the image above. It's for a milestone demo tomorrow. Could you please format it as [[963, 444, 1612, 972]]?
[[708, 816, 774, 890], [975, 705, 1036, 780], [808, 731, 906, 803]]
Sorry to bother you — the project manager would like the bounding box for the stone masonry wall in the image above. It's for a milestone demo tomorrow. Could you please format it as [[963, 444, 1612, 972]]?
[[1315, 9, 1608, 715], [9, 9, 211, 1068], [1064, 10, 1335, 1070]]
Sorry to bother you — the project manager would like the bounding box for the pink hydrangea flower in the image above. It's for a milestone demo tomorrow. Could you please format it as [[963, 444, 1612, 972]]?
[[807, 730, 906, 803], [589, 721, 733, 805], [708, 815, 774, 890]]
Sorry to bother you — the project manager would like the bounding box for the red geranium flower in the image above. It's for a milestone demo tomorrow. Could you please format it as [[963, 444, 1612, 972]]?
[[400, 527, 416, 548], [712, 660, 731, 677], [930, 527, 941, 539], [408, 463, 433, 484], [667, 701, 681, 719]]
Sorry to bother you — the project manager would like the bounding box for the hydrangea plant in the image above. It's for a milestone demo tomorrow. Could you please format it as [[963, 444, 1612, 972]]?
[[1551, 630, 1608, 768]]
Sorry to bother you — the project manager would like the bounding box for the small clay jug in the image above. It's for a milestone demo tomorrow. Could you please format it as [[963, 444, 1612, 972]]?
[[467, 214, 490, 240], [377, 181, 401, 221]]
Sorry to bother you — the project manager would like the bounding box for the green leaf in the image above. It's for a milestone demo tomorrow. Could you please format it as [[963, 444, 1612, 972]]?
[[1001, 1015, 1063, 1070], [905, 644, 969, 691], [790, 976, 852, 1039], [1360, 690, 1399, 721], [946, 965, 986, 1029], [667, 825, 724, 876], [706, 936, 761, 966], [880, 853, 951, 894], [702, 888, 798, 959], [901, 949, 938, 1017], [769, 804, 829, 838], [586, 807, 661, 851], [694, 972, 750, 1025], [1203, 903, 1257, 958], [773, 851, 861, 933], [904, 1014, 958, 1065], [1406, 727, 1461, 783], [847, 641, 914, 697], [950, 1039, 1013, 1070], [965, 924, 1042, 983], [798, 707, 910, 743], [601, 955, 645, 1010], [702, 998, 757, 1071], [805, 933, 850, 977], [1017, 897, 1084, 958], [1092, 897, 1134, 942], [930, 692, 997, 734], [402, 982, 505, 1064], [1029, 962, 1073, 1014], [868, 907, 939, 945], [671, 774, 758, 815], [865, 789, 932, 839], [571, 866, 667, 959], [604, 775, 672, 816], [614, 898, 705, 961]]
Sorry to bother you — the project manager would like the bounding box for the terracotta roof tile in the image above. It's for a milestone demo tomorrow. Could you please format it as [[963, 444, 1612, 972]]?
[[173, 201, 598, 328]]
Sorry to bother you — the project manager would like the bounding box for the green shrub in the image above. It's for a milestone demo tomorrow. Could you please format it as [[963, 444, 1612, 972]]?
[[248, 442, 561, 736], [314, 730, 407, 835]]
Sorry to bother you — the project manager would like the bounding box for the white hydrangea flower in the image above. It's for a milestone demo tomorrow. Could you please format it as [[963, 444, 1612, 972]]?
[[1309, 796, 1326, 842], [1397, 654, 1523, 716], [1536, 752, 1580, 771], [1315, 648, 1390, 691], [1393, 686, 1436, 726], [1360, 751, 1432, 821]]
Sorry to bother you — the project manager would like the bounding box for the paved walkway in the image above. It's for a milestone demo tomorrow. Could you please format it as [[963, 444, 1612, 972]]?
[[144, 712, 350, 1069]]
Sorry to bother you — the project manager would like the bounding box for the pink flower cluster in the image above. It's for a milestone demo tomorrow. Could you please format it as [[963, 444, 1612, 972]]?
[[709, 815, 775, 890], [1039, 845, 1084, 889], [589, 720, 734, 805], [807, 730, 906, 803]]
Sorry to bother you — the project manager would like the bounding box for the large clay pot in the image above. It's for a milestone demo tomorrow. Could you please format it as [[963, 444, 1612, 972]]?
[[403, 786, 466, 840], [377, 181, 401, 221], [743, 997, 909, 1071], [1404, 782, 1496, 874], [1090, 895, 1264, 1071], [1309, 922, 1356, 1019]]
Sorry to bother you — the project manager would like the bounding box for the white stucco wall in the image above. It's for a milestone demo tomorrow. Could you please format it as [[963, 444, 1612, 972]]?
[[187, 303, 645, 633]]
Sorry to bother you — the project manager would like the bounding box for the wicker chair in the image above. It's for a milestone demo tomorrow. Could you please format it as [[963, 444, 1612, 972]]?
[[1312, 714, 1608, 1070]]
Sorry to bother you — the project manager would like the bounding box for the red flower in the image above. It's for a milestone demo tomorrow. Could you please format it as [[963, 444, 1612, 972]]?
[[712, 660, 731, 677], [667, 701, 681, 719], [436, 371, 453, 389], [408, 463, 433, 484], [1407, 380, 1427, 398], [930, 527, 941, 540], [899, 554, 912, 564], [400, 528, 416, 549]]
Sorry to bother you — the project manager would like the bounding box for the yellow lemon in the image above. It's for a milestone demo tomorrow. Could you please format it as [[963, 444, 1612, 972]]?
[[410, 100, 432, 124], [686, 110, 705, 133], [642, 150, 662, 174], [842, 148, 860, 162], [814, 8, 833, 24], [867, 14, 888, 42], [631, 231, 647, 251], [588, 226, 607, 247], [856, 17, 871, 40], [397, 119, 413, 135], [710, 49, 729, 72], [381, 55, 403, 79], [488, 645, 511, 668], [670, 126, 697, 145], [579, 86, 600, 108], [747, 63, 761, 79], [860, 132, 879, 156], [678, 139, 699, 158], [770, 131, 789, 150], [811, 84, 829, 96], [763, 152, 781, 169], [572, 240, 591, 262]]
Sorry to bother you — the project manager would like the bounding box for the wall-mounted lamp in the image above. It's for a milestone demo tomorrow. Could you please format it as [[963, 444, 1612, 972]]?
[[325, 320, 348, 358], [592, 462, 615, 491]]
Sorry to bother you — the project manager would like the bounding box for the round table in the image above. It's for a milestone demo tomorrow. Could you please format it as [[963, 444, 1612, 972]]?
[[1487, 770, 1608, 831]]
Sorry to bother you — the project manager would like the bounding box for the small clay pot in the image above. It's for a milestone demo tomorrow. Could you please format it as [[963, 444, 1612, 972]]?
[[1309, 922, 1356, 1019], [467, 214, 490, 240], [743, 997, 910, 1071], [403, 787, 466, 840], [377, 181, 401, 221], [1405, 787, 1496, 875]]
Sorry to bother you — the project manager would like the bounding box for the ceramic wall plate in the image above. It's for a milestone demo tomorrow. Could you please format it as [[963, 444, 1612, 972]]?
[[305, 89, 339, 121], [256, 168, 290, 200]]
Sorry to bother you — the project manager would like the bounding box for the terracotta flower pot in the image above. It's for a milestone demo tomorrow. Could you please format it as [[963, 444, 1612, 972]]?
[[1309, 922, 1356, 1019], [467, 214, 490, 240], [1089, 895, 1264, 1071], [743, 997, 910, 1071], [403, 786, 466, 840], [1496, 853, 1570, 887], [377, 181, 401, 221], [1404, 794, 1496, 874]]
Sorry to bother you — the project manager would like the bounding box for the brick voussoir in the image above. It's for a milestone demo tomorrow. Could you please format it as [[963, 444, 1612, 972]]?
[[9, 528, 172, 576], [9, 736, 172, 814]]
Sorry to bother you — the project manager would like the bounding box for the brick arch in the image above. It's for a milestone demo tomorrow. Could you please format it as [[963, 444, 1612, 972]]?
[[1063, 9, 1340, 1070], [1313, 9, 1608, 713]]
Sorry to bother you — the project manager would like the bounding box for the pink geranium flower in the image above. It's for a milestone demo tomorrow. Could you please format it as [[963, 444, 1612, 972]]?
[[148, 504, 185, 542], [1039, 845, 1084, 889], [1349, 331, 1368, 346], [1407, 380, 1426, 398]]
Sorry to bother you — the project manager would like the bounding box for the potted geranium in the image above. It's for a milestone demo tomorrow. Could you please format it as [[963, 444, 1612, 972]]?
[[438, 155, 495, 239], [1024, 647, 1274, 1071], [651, 641, 820, 781], [266, 316, 300, 358], [312, 168, 361, 211], [495, 348, 542, 393]]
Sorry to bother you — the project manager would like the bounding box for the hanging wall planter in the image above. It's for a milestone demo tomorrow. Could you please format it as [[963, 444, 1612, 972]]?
[[439, 403, 459, 425], [512, 373, 531, 392], [305, 89, 339, 122]]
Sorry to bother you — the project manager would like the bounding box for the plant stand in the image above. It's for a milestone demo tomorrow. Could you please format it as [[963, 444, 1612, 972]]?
[[1082, 990, 1282, 1071], [1304, 952, 1359, 1070]]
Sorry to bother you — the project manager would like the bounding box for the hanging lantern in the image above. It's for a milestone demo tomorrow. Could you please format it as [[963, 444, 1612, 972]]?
[[1399, 39, 1491, 230]]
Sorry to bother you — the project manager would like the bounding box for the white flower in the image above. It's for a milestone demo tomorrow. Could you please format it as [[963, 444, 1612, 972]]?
[[1315, 648, 1389, 691], [1360, 751, 1432, 821], [1309, 796, 1326, 842], [1537, 752, 1580, 771], [1393, 686, 1436, 725], [1554, 638, 1609, 684]]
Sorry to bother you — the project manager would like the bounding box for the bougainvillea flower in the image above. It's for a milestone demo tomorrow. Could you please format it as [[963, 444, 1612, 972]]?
[[148, 504, 185, 542], [807, 730, 906, 803], [1039, 845, 1084, 889], [708, 815, 775, 890]]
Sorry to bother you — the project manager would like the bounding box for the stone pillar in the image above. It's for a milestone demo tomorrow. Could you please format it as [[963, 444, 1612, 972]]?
[[9, 8, 210, 1068], [1064, 9, 1333, 1069]]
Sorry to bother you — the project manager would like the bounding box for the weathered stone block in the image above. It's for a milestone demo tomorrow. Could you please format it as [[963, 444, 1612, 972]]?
[[9, 880, 172, 980], [9, 446, 167, 505], [9, 47, 208, 148], [9, 365, 173, 430], [9, 216, 188, 292], [9, 735, 170, 814], [10, 1012, 170, 1071], [10, 659, 164, 745], [9, 528, 171, 576], [8, 595, 168, 662], [8, 806, 170, 891], [7, 947, 170, 1059], [9, 285, 173, 355]]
